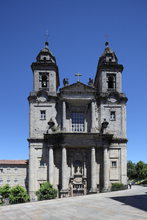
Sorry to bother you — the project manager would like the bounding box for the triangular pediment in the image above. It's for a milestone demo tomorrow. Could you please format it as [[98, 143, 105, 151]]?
[[60, 82, 96, 93]]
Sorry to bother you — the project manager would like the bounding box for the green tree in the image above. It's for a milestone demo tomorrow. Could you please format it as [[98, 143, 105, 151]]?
[[127, 160, 137, 180], [136, 161, 147, 180], [36, 182, 57, 201], [0, 184, 11, 199], [9, 185, 29, 204]]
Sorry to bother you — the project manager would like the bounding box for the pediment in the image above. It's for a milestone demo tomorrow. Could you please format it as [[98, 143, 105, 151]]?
[[60, 82, 96, 94]]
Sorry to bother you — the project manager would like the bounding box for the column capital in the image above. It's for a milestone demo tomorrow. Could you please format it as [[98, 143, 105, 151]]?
[[48, 144, 54, 148], [61, 144, 67, 149]]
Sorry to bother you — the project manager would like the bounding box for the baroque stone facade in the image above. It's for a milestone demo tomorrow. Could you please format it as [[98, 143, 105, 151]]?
[[28, 41, 128, 200], [0, 41, 128, 200]]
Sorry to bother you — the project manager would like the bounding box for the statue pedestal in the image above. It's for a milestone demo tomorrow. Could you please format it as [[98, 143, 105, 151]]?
[[60, 189, 69, 198]]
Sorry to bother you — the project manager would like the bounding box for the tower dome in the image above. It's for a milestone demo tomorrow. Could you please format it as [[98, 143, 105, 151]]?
[[36, 41, 56, 64], [98, 41, 118, 67]]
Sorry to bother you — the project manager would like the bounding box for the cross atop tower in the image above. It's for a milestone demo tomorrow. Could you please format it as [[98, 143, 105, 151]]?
[[45, 30, 49, 42], [75, 73, 82, 82], [44, 30, 49, 48]]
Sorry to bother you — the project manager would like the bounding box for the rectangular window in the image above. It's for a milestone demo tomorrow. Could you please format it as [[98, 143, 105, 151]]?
[[14, 179, 18, 184], [0, 179, 3, 184], [7, 168, 10, 172], [112, 161, 117, 167], [107, 74, 116, 90], [110, 111, 116, 121], [0, 168, 3, 173], [71, 112, 84, 132], [40, 161, 45, 167], [40, 110, 46, 120]]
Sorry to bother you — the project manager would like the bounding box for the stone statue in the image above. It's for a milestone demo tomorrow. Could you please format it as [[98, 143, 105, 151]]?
[[101, 119, 109, 134], [47, 118, 59, 133], [63, 78, 69, 86], [88, 78, 93, 86]]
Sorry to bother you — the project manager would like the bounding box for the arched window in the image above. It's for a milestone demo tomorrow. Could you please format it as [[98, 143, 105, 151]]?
[[107, 74, 116, 90], [42, 75, 47, 87]]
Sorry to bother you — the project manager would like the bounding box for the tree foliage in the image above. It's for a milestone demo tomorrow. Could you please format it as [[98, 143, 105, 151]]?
[[36, 182, 57, 201], [127, 160, 147, 180], [127, 160, 137, 179]]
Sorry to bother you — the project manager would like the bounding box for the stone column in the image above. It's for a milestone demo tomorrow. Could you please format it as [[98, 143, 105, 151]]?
[[60, 145, 68, 197], [48, 145, 54, 185], [71, 159, 74, 177], [90, 146, 97, 193], [62, 101, 66, 131], [91, 101, 95, 132], [83, 161, 86, 177], [103, 146, 109, 191]]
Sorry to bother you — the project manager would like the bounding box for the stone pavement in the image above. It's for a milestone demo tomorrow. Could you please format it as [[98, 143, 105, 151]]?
[[0, 185, 147, 220]]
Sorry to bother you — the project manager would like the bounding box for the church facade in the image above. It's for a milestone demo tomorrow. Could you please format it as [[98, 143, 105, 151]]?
[[28, 41, 128, 200]]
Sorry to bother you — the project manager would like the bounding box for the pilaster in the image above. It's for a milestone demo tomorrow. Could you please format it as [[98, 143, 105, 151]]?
[[29, 145, 37, 201], [62, 101, 66, 131], [103, 146, 109, 192], [91, 101, 96, 132]]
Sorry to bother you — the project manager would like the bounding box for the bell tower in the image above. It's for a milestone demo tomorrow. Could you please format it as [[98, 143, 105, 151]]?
[[94, 42, 123, 93], [31, 41, 60, 96], [28, 42, 60, 200]]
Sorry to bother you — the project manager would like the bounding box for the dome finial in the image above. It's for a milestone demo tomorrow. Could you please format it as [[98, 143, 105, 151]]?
[[105, 41, 109, 47], [45, 30, 49, 48], [45, 41, 49, 48]]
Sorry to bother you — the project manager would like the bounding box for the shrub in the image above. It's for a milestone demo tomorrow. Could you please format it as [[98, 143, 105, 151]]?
[[36, 182, 57, 201], [9, 185, 29, 204], [0, 184, 11, 199], [111, 183, 125, 191]]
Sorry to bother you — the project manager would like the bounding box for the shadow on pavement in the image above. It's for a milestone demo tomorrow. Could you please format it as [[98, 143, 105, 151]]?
[[110, 194, 147, 212]]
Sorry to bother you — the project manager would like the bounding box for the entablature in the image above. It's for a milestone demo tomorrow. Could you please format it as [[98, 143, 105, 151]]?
[[44, 132, 113, 148]]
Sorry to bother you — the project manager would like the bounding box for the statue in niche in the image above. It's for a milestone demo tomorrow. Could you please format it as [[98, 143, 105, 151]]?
[[76, 166, 82, 174], [63, 78, 69, 86], [74, 160, 82, 174]]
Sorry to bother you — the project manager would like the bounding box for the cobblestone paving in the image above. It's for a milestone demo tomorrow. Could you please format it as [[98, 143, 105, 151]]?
[[0, 186, 147, 220]]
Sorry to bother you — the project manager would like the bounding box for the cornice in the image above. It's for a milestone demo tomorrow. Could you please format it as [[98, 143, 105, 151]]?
[[96, 92, 128, 104]]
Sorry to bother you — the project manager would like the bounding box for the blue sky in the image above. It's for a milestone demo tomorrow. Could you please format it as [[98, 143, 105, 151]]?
[[0, 0, 147, 163]]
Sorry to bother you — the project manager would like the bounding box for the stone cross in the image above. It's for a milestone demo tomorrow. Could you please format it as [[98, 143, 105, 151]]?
[[75, 73, 82, 82]]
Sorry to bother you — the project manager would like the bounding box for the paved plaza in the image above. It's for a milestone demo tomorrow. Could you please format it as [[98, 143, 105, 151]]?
[[0, 186, 146, 220]]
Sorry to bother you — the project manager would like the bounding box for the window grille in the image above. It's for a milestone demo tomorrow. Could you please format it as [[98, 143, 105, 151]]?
[[71, 112, 84, 132]]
